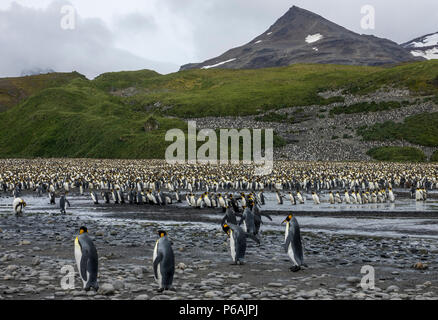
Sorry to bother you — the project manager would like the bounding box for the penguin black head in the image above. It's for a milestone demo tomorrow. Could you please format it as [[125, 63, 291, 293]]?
[[79, 226, 88, 234], [282, 214, 293, 224], [158, 230, 167, 238], [222, 224, 230, 236]]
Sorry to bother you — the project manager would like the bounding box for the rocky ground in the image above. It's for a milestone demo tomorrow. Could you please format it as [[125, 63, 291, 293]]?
[[1, 204, 437, 300], [190, 88, 438, 161]]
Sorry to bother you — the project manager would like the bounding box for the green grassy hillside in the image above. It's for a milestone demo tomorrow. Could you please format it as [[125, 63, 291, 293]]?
[[0, 78, 186, 158], [0, 60, 438, 159], [366, 147, 427, 162], [357, 112, 438, 147], [93, 60, 438, 118], [0, 72, 85, 112]]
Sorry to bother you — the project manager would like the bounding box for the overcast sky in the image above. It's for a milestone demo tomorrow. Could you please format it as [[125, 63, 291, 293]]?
[[0, 0, 437, 78]]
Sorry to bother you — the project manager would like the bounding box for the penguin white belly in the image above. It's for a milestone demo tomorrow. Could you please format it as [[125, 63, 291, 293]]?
[[229, 231, 236, 262], [284, 222, 289, 243], [153, 241, 162, 286], [242, 221, 247, 233], [74, 237, 87, 287], [12, 198, 22, 214], [287, 242, 298, 266]]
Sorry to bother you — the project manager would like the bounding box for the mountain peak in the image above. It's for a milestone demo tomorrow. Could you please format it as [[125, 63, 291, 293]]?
[[180, 6, 420, 71]]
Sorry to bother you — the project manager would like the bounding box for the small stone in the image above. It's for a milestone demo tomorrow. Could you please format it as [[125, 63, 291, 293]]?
[[32, 257, 41, 266], [110, 231, 117, 236], [347, 277, 360, 284], [20, 240, 31, 245], [386, 285, 399, 293], [135, 294, 149, 300], [133, 267, 143, 276], [267, 283, 283, 287], [177, 263, 187, 270], [205, 291, 218, 298], [100, 283, 115, 295], [413, 262, 428, 270], [113, 280, 125, 291]]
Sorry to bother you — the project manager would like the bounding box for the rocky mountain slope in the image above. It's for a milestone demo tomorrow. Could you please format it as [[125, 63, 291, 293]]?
[[180, 6, 420, 71]]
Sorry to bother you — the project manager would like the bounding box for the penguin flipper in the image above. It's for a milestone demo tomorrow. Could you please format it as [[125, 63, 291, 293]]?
[[284, 234, 292, 253], [80, 251, 89, 282], [153, 252, 163, 280], [262, 213, 272, 221]]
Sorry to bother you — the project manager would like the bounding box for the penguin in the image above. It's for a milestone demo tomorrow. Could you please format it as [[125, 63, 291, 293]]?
[[258, 190, 265, 205], [221, 206, 242, 226], [175, 190, 182, 203], [13, 197, 26, 215], [296, 191, 305, 204], [239, 206, 257, 236], [311, 192, 320, 205], [252, 202, 272, 235], [153, 230, 175, 292], [344, 190, 351, 204], [90, 191, 99, 205], [222, 223, 260, 265], [276, 190, 284, 205], [288, 192, 296, 205], [282, 214, 304, 272], [49, 192, 56, 205], [102, 191, 110, 204], [388, 188, 395, 203], [60, 193, 71, 214], [74, 226, 99, 291], [328, 191, 335, 204], [335, 191, 342, 204]]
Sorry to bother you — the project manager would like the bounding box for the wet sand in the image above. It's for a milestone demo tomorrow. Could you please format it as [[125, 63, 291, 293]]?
[[1, 195, 438, 300]]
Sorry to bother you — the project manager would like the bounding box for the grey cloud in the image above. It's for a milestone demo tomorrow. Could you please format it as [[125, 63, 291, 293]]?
[[1, 0, 437, 77], [0, 0, 177, 79]]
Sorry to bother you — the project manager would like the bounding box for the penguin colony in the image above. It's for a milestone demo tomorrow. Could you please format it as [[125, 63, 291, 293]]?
[[1, 159, 437, 208], [2, 158, 437, 292]]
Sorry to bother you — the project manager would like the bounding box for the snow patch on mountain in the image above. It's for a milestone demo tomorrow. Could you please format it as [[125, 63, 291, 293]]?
[[407, 33, 438, 48], [306, 33, 323, 44], [411, 48, 438, 60], [201, 58, 236, 69]]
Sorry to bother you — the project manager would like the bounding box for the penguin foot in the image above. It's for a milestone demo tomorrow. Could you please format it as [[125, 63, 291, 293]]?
[[157, 288, 165, 293], [289, 266, 301, 272]]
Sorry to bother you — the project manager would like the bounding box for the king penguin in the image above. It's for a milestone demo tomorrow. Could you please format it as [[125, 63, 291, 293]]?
[[153, 230, 175, 292], [90, 191, 99, 205], [221, 206, 242, 225], [13, 197, 26, 215], [222, 223, 260, 265], [60, 193, 71, 214], [282, 214, 305, 272], [74, 226, 99, 291]]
